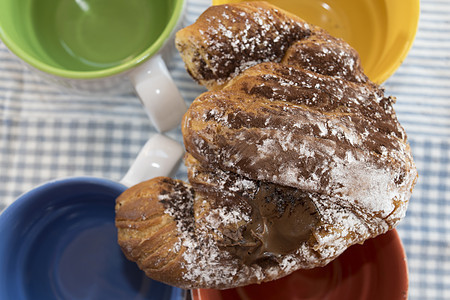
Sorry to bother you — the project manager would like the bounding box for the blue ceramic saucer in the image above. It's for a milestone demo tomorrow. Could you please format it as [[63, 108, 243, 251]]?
[[0, 177, 184, 300]]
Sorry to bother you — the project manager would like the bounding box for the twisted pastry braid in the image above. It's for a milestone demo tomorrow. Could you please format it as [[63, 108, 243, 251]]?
[[115, 1, 417, 289]]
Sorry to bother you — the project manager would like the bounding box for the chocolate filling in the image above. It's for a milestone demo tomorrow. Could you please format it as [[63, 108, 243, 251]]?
[[221, 182, 320, 265]]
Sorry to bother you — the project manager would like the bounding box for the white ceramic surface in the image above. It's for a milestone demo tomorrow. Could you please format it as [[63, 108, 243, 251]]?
[[121, 134, 185, 187]]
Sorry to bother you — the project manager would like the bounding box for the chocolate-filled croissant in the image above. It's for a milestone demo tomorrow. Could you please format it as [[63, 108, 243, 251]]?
[[115, 1, 417, 290]]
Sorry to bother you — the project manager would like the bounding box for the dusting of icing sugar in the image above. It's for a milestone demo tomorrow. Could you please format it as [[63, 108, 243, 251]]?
[[345, 150, 356, 163], [191, 3, 312, 86], [161, 190, 238, 286], [203, 107, 229, 124], [317, 122, 328, 136], [326, 118, 362, 146], [168, 175, 383, 288], [204, 207, 251, 229], [304, 193, 379, 261], [168, 198, 267, 288], [278, 255, 300, 273], [206, 115, 408, 221], [181, 234, 241, 286], [329, 159, 398, 217]]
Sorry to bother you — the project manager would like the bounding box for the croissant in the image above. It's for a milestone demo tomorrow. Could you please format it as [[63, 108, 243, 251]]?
[[115, 1, 417, 290]]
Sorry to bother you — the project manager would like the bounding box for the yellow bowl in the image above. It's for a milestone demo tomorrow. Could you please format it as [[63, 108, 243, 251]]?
[[212, 0, 420, 83]]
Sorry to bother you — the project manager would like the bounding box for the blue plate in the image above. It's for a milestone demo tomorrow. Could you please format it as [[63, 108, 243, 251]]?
[[0, 177, 184, 300]]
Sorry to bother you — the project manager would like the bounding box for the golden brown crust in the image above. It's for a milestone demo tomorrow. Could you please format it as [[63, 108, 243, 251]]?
[[115, 177, 195, 288], [116, 1, 418, 290], [182, 61, 416, 217], [176, 1, 320, 90], [283, 35, 369, 83]]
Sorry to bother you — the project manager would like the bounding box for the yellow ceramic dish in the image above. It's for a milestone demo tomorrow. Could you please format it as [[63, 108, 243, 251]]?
[[212, 0, 420, 83]]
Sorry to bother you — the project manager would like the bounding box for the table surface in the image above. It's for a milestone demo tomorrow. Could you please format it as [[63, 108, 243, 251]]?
[[1, 0, 449, 299]]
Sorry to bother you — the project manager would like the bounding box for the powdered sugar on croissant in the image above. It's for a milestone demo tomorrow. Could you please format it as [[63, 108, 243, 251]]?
[[115, 1, 417, 290]]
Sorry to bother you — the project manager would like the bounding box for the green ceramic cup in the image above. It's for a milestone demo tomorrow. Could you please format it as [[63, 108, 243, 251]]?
[[0, 0, 187, 132]]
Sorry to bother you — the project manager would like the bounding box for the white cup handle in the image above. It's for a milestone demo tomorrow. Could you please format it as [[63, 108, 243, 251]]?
[[120, 134, 184, 187], [130, 55, 187, 132]]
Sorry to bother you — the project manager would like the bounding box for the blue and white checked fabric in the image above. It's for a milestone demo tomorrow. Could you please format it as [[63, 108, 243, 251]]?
[[382, 1, 450, 298], [1, 0, 449, 298]]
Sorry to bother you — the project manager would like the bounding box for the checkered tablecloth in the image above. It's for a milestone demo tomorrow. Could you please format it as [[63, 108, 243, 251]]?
[[1, 0, 449, 299]]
